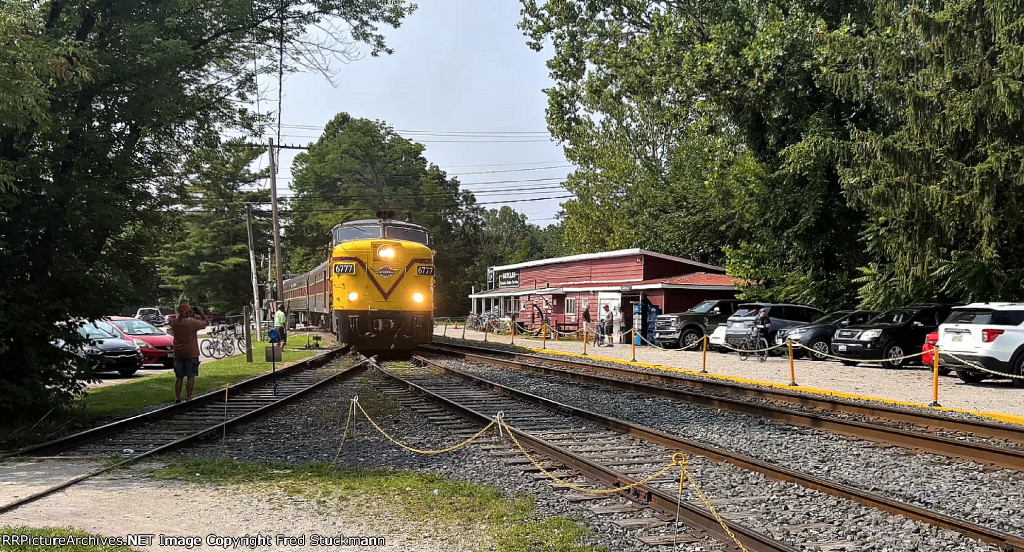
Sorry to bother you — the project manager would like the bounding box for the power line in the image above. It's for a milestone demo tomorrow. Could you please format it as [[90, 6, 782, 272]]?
[[158, 195, 574, 213]]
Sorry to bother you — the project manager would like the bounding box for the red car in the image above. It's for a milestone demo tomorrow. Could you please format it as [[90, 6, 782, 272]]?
[[921, 331, 950, 375], [95, 317, 174, 368]]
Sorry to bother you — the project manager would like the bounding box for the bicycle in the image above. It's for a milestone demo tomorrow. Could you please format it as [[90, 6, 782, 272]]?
[[201, 325, 237, 359], [738, 327, 769, 362]]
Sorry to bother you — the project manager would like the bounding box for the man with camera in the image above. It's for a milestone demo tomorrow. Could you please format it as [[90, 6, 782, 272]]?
[[168, 301, 210, 403]]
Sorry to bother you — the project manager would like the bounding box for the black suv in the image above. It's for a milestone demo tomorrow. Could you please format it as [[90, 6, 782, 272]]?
[[653, 299, 742, 349], [830, 303, 953, 368], [775, 310, 878, 360]]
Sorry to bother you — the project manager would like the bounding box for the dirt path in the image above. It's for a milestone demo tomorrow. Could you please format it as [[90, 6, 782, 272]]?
[[0, 460, 478, 552]]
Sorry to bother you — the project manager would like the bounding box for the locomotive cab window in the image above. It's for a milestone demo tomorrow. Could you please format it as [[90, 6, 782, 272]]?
[[384, 225, 430, 246], [332, 225, 381, 245]]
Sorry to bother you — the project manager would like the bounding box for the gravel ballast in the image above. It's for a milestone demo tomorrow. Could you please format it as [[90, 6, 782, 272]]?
[[435, 356, 1024, 541]]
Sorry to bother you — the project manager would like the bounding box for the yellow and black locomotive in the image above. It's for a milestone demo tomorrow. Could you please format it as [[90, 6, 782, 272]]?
[[283, 212, 434, 352]]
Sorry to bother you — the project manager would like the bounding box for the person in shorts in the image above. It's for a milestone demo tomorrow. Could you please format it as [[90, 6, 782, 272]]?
[[274, 304, 288, 349], [168, 302, 209, 403]]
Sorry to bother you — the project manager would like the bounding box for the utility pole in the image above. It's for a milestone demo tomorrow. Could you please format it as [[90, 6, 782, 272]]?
[[268, 137, 285, 314], [246, 205, 263, 341]]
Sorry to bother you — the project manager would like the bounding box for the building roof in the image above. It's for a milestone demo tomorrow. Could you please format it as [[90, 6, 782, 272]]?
[[648, 272, 743, 287], [469, 272, 741, 297], [490, 248, 724, 273]]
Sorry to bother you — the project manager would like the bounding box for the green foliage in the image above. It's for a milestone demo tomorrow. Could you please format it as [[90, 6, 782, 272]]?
[[521, 0, 872, 310], [0, 0, 414, 422], [155, 142, 269, 314], [822, 0, 1024, 307], [285, 112, 501, 316], [523, 0, 1024, 310]]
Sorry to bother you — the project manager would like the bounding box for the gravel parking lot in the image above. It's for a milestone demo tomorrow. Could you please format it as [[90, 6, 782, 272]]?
[[435, 327, 1024, 420]]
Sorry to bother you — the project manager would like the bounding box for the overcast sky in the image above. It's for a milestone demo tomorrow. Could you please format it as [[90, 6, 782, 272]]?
[[253, 0, 570, 226]]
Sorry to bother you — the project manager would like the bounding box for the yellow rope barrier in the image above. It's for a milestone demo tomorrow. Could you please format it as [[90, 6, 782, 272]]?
[[675, 454, 751, 552], [498, 418, 679, 494], [792, 342, 927, 364], [940, 350, 1024, 380], [354, 398, 498, 455]]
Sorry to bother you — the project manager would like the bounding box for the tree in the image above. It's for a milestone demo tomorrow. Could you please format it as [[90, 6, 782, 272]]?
[[0, 0, 414, 422], [156, 142, 269, 314], [822, 0, 1024, 307], [520, 0, 872, 309], [285, 113, 485, 317]]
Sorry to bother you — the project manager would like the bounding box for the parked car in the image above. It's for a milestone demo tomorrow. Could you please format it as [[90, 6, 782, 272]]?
[[135, 307, 166, 327], [653, 299, 744, 349], [95, 317, 174, 368], [775, 310, 878, 360], [936, 303, 1024, 386], [709, 325, 728, 351], [831, 303, 953, 369], [724, 303, 825, 350], [71, 323, 144, 376], [921, 331, 952, 376]]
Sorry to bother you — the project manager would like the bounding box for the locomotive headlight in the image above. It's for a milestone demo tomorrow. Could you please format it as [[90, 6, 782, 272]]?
[[377, 246, 395, 259], [348, 292, 359, 302], [413, 293, 424, 303]]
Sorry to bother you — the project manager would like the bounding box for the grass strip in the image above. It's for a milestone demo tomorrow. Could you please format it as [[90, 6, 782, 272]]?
[[0, 527, 135, 551], [82, 340, 318, 417], [154, 457, 604, 552]]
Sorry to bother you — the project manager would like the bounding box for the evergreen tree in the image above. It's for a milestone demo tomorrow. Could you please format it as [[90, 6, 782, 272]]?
[[156, 142, 269, 314]]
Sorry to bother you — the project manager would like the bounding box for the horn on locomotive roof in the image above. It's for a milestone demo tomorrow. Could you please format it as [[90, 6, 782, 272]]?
[[403, 210, 413, 222]]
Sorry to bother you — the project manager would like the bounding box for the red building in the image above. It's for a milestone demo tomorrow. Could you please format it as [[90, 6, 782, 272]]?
[[470, 248, 740, 335]]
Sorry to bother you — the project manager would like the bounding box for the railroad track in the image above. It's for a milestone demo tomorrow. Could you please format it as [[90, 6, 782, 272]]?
[[371, 359, 797, 552], [0, 349, 368, 515], [422, 341, 1024, 469], [412, 354, 1024, 551]]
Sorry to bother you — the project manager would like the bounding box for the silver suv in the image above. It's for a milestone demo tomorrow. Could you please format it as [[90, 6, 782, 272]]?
[[936, 303, 1024, 386]]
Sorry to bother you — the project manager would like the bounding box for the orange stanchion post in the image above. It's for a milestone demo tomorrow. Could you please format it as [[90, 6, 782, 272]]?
[[542, 323, 548, 349], [701, 335, 708, 374], [930, 346, 941, 407], [787, 340, 798, 386], [582, 325, 588, 356], [631, 328, 637, 362]]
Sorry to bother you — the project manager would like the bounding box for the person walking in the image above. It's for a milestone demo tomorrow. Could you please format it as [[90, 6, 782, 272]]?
[[274, 304, 288, 349], [167, 302, 209, 403], [601, 303, 614, 347]]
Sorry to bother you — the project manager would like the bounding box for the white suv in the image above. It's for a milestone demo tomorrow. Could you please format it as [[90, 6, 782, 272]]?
[[936, 303, 1024, 386]]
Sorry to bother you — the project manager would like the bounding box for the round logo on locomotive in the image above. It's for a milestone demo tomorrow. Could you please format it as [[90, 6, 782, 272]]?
[[376, 265, 396, 279]]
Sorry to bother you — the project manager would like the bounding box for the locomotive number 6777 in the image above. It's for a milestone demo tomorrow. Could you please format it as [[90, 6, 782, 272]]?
[[283, 212, 434, 352]]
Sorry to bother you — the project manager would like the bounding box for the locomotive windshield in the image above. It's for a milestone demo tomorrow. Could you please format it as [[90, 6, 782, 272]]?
[[333, 225, 381, 244], [385, 225, 430, 246]]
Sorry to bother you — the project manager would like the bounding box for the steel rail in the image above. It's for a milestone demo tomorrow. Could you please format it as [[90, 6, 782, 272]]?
[[414, 355, 1024, 552], [426, 341, 1024, 444], [0, 356, 370, 515], [371, 358, 799, 552], [423, 343, 1024, 470], [5, 348, 347, 459]]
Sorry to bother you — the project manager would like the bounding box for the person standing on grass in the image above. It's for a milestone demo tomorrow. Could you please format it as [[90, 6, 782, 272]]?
[[168, 302, 209, 403], [274, 304, 288, 349]]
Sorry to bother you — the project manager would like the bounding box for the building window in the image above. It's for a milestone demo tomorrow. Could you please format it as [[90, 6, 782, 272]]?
[[565, 297, 577, 320]]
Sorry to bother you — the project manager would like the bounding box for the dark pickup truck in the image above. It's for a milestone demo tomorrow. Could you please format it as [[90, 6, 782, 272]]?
[[653, 299, 743, 349]]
